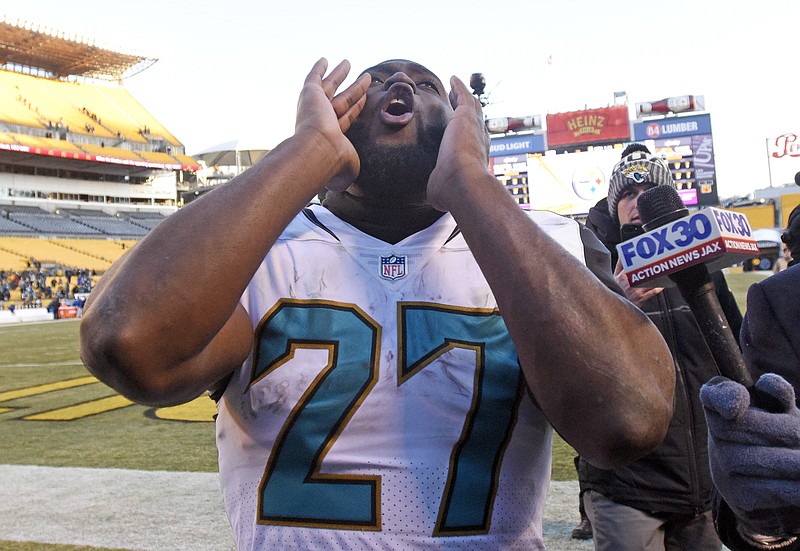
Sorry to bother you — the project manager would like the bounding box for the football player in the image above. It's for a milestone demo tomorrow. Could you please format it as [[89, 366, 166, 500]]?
[[81, 58, 675, 550]]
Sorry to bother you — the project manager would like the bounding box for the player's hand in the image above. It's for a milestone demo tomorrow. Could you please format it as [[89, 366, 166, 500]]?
[[427, 75, 492, 212], [295, 58, 370, 192], [614, 260, 663, 307], [701, 373, 800, 536]]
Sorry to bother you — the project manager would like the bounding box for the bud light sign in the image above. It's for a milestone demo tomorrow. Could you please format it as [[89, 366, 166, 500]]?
[[617, 208, 760, 287]]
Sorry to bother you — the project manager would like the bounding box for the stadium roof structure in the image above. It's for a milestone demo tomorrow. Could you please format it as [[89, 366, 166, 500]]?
[[0, 16, 156, 80], [193, 139, 271, 168]]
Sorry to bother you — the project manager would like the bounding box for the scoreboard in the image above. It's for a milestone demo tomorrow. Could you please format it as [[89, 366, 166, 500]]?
[[634, 114, 718, 208], [488, 112, 718, 215]]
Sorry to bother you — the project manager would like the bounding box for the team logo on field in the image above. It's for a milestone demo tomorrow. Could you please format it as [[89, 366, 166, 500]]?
[[380, 254, 407, 280]]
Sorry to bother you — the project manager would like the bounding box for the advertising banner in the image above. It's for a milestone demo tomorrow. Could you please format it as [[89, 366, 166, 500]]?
[[546, 106, 630, 148], [489, 133, 545, 156], [766, 132, 800, 186], [634, 115, 718, 207], [633, 114, 713, 140]]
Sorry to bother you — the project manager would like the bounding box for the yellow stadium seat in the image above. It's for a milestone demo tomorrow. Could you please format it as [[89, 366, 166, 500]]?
[[79, 143, 146, 162], [0, 237, 115, 272]]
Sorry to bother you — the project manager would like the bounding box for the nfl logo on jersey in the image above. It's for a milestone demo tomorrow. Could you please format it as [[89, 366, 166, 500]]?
[[380, 254, 407, 280]]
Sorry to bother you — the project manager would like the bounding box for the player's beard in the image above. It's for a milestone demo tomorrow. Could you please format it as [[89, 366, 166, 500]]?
[[345, 119, 446, 204]]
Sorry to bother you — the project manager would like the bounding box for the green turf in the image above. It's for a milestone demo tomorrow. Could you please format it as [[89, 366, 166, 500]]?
[[725, 270, 769, 313], [0, 270, 764, 551], [0, 319, 218, 472], [1, 271, 762, 477]]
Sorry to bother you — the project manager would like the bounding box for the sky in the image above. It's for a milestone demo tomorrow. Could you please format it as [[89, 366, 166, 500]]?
[[4, 0, 800, 199]]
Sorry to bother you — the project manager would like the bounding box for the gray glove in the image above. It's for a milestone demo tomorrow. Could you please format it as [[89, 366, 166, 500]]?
[[701, 373, 800, 537]]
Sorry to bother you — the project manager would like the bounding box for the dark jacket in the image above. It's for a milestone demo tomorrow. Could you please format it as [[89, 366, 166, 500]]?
[[740, 263, 800, 400], [579, 197, 743, 515], [713, 263, 800, 551]]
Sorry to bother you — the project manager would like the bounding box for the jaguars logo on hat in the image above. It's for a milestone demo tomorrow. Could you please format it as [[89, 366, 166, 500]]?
[[621, 163, 652, 184]]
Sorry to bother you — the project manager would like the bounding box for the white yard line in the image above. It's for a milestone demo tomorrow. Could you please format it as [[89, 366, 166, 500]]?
[[0, 465, 235, 551], [0, 465, 596, 550]]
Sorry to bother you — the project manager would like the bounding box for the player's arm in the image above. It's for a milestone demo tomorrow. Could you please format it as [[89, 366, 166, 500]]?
[[80, 59, 370, 407], [428, 76, 675, 469]]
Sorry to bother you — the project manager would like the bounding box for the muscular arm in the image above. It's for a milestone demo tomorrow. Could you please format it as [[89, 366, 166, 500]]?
[[428, 76, 675, 469], [80, 59, 370, 407]]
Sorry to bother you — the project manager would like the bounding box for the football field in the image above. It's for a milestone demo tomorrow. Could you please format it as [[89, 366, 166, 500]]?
[[0, 319, 235, 550], [2, 271, 763, 549], [0, 319, 593, 550]]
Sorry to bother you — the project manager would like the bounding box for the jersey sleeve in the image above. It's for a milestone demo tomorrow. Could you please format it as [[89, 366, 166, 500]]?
[[525, 209, 622, 296], [578, 223, 623, 295]]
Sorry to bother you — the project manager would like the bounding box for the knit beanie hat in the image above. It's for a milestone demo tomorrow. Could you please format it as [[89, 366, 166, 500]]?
[[608, 144, 675, 221]]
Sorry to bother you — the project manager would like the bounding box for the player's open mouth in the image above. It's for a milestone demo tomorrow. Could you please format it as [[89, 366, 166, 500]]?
[[380, 84, 414, 127]]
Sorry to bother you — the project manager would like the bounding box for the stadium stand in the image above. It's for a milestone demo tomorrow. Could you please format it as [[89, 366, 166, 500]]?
[[0, 246, 28, 271], [0, 18, 271, 312], [0, 69, 192, 167], [0, 237, 111, 271], [0, 17, 207, 310], [75, 215, 148, 237], [53, 237, 136, 263], [138, 150, 183, 166], [5, 131, 86, 153], [79, 142, 147, 162], [123, 210, 164, 219], [2, 205, 47, 214], [174, 153, 202, 167], [57, 208, 112, 217], [9, 211, 100, 235], [0, 216, 34, 234], [124, 211, 166, 231], [0, 17, 200, 187]]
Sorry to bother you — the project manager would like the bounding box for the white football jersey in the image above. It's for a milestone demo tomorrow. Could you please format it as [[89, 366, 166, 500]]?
[[216, 205, 593, 550]]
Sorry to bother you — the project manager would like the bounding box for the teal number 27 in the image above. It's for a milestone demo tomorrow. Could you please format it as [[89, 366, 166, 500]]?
[[250, 299, 523, 536]]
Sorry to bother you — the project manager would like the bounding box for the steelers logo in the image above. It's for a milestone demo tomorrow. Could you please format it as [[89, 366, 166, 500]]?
[[572, 166, 607, 200]]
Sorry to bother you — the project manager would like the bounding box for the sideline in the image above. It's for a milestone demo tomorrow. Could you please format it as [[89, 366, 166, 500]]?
[[0, 464, 593, 550], [0, 307, 53, 325], [0, 465, 234, 551]]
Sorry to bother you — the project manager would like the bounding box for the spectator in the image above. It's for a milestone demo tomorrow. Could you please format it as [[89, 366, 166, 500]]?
[[47, 298, 60, 319], [774, 245, 791, 273]]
